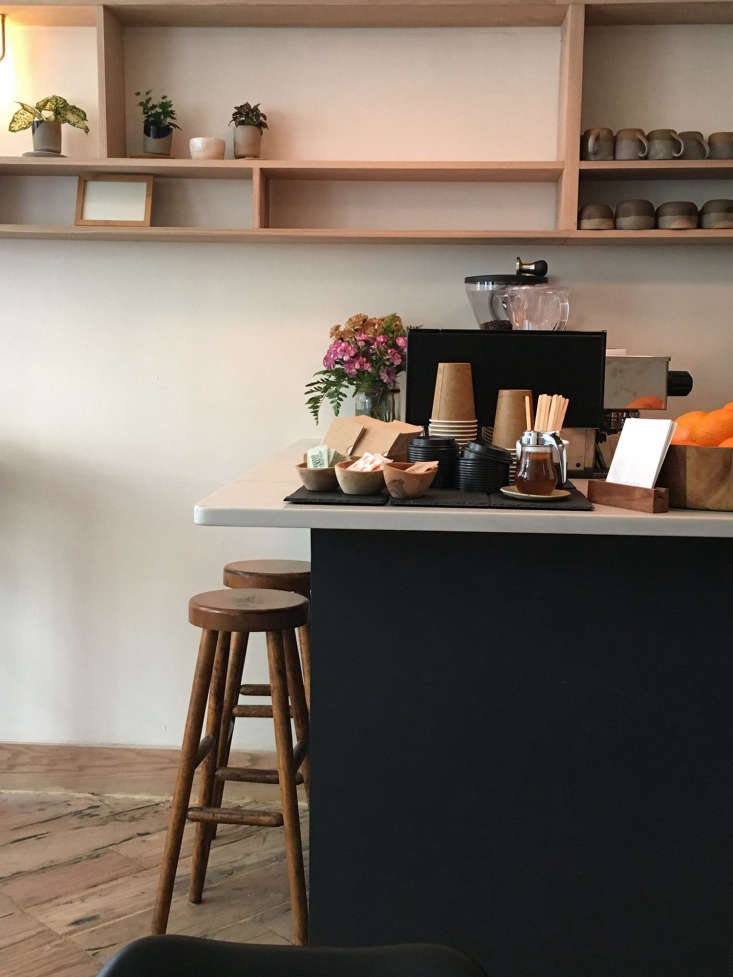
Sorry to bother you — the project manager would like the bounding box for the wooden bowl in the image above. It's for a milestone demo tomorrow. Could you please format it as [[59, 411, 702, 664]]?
[[334, 458, 385, 495], [383, 461, 438, 499], [296, 462, 338, 492]]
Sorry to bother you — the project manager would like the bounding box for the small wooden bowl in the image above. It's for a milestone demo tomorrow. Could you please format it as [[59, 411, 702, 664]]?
[[296, 462, 338, 492], [335, 458, 385, 495], [383, 461, 438, 499]]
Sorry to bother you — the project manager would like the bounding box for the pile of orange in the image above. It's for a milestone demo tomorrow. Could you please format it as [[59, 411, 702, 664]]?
[[671, 402, 733, 447]]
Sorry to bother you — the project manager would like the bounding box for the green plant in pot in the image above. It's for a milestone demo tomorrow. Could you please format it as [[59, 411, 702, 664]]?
[[135, 90, 180, 157], [8, 96, 89, 157], [230, 102, 268, 159]]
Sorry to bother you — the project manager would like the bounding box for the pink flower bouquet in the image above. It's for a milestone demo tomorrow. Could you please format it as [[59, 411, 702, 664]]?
[[305, 313, 408, 423]]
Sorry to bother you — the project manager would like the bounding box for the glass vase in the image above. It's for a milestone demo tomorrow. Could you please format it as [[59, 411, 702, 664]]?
[[354, 384, 398, 422]]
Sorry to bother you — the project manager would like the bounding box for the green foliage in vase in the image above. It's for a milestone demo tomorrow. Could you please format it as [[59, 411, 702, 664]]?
[[305, 313, 408, 424], [229, 102, 268, 131], [8, 96, 90, 133], [135, 91, 181, 130]]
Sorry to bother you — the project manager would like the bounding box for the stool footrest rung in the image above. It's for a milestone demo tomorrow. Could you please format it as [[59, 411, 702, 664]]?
[[187, 806, 284, 827], [240, 683, 271, 696], [194, 734, 215, 768], [233, 703, 293, 719], [215, 766, 304, 785]]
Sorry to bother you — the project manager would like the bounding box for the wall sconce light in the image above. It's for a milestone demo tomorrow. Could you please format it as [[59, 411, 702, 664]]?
[[0, 15, 6, 62]]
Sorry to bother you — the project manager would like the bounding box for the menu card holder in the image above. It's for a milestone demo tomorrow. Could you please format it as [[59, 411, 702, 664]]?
[[586, 480, 669, 513]]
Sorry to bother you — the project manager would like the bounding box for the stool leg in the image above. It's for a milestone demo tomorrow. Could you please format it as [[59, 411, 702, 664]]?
[[283, 628, 310, 802], [210, 631, 249, 838], [152, 628, 218, 935], [267, 629, 308, 946], [188, 630, 230, 904], [297, 622, 311, 712]]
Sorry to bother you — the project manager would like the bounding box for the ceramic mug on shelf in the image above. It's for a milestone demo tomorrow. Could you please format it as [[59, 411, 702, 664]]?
[[679, 131, 709, 160], [581, 127, 614, 161], [647, 128, 684, 160], [615, 128, 648, 160], [708, 132, 733, 159]]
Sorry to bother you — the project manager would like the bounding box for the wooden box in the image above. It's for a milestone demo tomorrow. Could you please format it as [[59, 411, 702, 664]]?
[[658, 444, 733, 511]]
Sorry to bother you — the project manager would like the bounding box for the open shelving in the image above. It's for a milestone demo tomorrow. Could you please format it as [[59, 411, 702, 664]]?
[[1, 0, 733, 244]]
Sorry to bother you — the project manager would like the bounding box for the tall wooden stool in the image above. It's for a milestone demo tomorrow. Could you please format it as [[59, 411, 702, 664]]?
[[152, 588, 310, 944], [223, 559, 311, 706]]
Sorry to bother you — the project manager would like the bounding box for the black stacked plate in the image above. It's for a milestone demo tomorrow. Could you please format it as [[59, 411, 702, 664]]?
[[407, 436, 458, 489], [457, 442, 512, 493]]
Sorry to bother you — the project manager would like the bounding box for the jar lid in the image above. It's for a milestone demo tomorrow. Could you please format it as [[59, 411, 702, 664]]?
[[464, 274, 547, 285]]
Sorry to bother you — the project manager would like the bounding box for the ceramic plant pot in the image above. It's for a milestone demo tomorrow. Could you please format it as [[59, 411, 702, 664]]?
[[32, 120, 62, 155], [233, 124, 262, 159], [615, 199, 655, 230], [143, 124, 173, 157]]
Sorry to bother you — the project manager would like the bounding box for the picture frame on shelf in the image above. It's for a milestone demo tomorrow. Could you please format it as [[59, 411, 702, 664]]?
[[75, 174, 153, 227]]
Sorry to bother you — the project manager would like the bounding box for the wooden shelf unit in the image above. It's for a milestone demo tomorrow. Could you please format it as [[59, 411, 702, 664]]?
[[2, 0, 733, 244]]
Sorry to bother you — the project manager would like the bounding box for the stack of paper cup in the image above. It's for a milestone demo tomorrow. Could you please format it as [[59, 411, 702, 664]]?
[[428, 362, 478, 446]]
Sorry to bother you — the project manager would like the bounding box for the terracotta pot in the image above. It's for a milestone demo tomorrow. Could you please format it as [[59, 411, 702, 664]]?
[[233, 124, 262, 159], [32, 120, 62, 155]]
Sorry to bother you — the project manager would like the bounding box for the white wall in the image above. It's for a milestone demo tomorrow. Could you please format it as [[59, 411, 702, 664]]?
[[0, 24, 732, 752]]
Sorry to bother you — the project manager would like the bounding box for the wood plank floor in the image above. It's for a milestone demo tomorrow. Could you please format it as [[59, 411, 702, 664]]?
[[0, 789, 307, 976]]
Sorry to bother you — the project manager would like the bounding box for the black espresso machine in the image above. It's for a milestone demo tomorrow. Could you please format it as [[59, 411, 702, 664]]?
[[405, 329, 693, 476]]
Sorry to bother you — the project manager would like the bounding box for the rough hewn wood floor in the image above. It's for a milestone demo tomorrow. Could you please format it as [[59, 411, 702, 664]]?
[[0, 789, 308, 976]]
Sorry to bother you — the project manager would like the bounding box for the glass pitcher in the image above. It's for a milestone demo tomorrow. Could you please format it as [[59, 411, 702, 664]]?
[[514, 431, 568, 495]]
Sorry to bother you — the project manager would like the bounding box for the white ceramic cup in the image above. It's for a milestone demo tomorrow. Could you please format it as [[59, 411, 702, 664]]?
[[189, 137, 226, 160]]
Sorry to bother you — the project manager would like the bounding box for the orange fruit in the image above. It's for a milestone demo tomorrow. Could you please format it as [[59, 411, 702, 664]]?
[[627, 395, 665, 410], [671, 410, 707, 444], [694, 409, 733, 446], [723, 402, 733, 411], [719, 437, 733, 447]]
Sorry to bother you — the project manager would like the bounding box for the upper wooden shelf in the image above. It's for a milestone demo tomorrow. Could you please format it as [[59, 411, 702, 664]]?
[[0, 157, 564, 182], [2, 224, 733, 244], [580, 159, 733, 180], [6, 0, 733, 28]]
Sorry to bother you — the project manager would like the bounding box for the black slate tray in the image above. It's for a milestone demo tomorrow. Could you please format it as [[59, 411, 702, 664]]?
[[488, 484, 593, 511], [284, 486, 389, 506], [388, 489, 490, 508]]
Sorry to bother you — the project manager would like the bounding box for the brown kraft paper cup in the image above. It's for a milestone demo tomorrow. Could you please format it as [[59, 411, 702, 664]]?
[[493, 388, 533, 450], [431, 362, 476, 421]]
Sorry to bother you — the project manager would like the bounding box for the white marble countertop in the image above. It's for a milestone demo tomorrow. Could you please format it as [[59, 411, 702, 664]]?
[[195, 440, 733, 538]]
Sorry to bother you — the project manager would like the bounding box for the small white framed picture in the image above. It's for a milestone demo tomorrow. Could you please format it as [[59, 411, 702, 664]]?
[[75, 174, 153, 227]]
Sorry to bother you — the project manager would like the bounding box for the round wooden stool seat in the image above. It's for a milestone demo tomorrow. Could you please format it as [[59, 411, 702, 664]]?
[[189, 588, 309, 633], [223, 559, 311, 597]]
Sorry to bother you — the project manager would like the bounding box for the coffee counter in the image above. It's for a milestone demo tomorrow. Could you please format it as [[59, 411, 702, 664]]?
[[195, 439, 733, 537], [195, 440, 733, 977]]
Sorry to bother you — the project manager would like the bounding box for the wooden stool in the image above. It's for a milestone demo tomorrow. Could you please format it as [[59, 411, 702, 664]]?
[[208, 560, 312, 841], [152, 588, 310, 944], [223, 559, 311, 704]]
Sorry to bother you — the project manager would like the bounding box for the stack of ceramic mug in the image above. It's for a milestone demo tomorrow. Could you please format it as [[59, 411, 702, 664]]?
[[428, 362, 478, 447], [579, 199, 733, 230], [581, 127, 733, 161]]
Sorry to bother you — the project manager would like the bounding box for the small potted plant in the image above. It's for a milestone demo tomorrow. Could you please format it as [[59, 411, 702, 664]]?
[[8, 95, 89, 156], [135, 90, 180, 157], [229, 102, 268, 159]]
